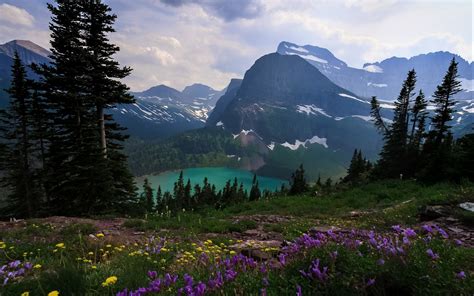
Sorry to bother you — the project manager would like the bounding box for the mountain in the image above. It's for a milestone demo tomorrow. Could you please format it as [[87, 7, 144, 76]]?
[[0, 40, 51, 107], [277, 41, 473, 101], [111, 83, 225, 139], [206, 53, 387, 179], [207, 78, 242, 126]]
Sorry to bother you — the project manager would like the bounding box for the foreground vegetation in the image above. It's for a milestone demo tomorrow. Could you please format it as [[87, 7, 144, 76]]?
[[1, 180, 473, 295]]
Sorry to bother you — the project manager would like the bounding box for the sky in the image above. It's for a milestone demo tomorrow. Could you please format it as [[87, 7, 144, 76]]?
[[0, 0, 472, 92]]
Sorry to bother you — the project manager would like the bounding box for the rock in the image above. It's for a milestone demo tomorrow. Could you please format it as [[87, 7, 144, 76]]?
[[349, 211, 370, 217], [459, 202, 474, 212], [418, 205, 451, 221], [241, 249, 273, 260], [448, 227, 464, 233], [310, 226, 341, 233]]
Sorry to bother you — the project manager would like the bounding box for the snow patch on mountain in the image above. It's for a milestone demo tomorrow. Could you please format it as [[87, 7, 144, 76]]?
[[459, 78, 474, 92], [351, 115, 373, 122], [280, 135, 328, 150], [296, 105, 331, 117], [338, 93, 369, 104], [286, 52, 328, 64], [288, 45, 309, 53], [363, 64, 383, 73], [368, 82, 388, 88]]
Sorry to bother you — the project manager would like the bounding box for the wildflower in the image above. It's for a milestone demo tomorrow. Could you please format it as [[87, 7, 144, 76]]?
[[278, 253, 287, 266], [148, 270, 158, 279], [96, 233, 105, 238], [48, 291, 59, 296], [403, 228, 416, 238], [102, 276, 118, 287], [296, 285, 302, 296], [435, 226, 449, 239], [426, 249, 439, 260], [391, 225, 402, 233], [91, 265, 97, 269], [55, 243, 65, 249], [454, 239, 463, 246], [21, 292, 30, 296], [377, 258, 385, 266], [457, 271, 466, 280], [33, 264, 42, 269], [422, 224, 433, 233], [229, 250, 236, 255], [366, 278, 376, 287]]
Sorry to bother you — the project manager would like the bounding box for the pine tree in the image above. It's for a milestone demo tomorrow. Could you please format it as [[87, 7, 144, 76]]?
[[421, 58, 461, 182], [373, 70, 417, 178], [155, 185, 162, 211], [80, 0, 137, 210], [249, 174, 261, 201], [0, 53, 41, 218], [141, 178, 154, 213], [427, 58, 462, 146], [370, 96, 388, 134], [34, 0, 104, 215], [289, 164, 308, 195]]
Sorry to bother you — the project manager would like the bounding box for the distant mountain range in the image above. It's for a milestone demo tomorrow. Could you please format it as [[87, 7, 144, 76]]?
[[277, 41, 473, 102], [114, 83, 225, 139]]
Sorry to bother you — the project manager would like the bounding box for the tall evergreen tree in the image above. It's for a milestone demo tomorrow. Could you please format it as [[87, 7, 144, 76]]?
[[420, 58, 461, 182], [0, 53, 41, 218], [426, 58, 462, 146], [372, 70, 417, 178], [289, 164, 308, 195], [34, 0, 137, 215], [141, 178, 154, 213], [249, 174, 261, 201]]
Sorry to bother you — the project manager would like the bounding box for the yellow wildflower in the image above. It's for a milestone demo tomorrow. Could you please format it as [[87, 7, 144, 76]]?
[[21, 292, 30, 296], [96, 233, 105, 238], [229, 250, 236, 255], [33, 264, 42, 269], [102, 276, 118, 287], [55, 243, 65, 249], [48, 291, 60, 296]]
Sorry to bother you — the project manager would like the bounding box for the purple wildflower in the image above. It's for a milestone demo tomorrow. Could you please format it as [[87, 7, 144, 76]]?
[[426, 249, 439, 260], [147, 270, 158, 279], [391, 225, 402, 233], [422, 224, 433, 233], [456, 271, 466, 280], [403, 228, 416, 238], [296, 285, 302, 296], [366, 278, 376, 287]]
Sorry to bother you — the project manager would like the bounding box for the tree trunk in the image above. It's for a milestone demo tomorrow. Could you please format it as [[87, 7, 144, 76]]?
[[98, 104, 107, 158]]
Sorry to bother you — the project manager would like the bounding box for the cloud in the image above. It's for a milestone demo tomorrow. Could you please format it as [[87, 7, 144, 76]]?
[[0, 3, 35, 27], [5, 0, 470, 92], [159, 0, 264, 21]]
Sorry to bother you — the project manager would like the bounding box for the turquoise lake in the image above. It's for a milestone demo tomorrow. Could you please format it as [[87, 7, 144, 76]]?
[[136, 167, 288, 194]]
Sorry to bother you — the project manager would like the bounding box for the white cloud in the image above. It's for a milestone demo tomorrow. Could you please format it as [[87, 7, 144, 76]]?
[[0, 3, 34, 27], [3, 0, 470, 92]]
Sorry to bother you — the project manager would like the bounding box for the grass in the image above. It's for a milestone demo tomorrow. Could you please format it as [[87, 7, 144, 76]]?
[[1, 180, 473, 295]]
